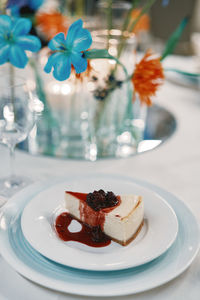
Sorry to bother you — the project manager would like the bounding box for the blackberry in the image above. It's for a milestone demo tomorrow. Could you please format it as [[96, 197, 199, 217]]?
[[86, 189, 119, 211]]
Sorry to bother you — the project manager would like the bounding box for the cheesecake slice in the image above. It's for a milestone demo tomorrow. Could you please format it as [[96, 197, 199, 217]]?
[[65, 190, 144, 246]]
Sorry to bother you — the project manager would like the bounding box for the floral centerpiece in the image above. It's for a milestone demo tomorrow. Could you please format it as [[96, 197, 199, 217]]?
[[0, 0, 188, 161], [41, 17, 164, 160]]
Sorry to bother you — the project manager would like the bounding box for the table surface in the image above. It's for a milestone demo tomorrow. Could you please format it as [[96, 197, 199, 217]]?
[[0, 56, 200, 300]]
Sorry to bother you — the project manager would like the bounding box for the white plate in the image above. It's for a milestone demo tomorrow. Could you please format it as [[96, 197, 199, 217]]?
[[21, 175, 178, 271], [0, 174, 199, 297]]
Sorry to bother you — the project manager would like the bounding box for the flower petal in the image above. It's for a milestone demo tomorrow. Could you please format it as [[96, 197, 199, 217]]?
[[9, 5, 20, 17], [72, 28, 92, 51], [16, 35, 41, 52], [66, 19, 83, 48], [0, 44, 10, 65], [53, 56, 71, 81], [12, 18, 32, 36], [9, 45, 28, 68], [71, 52, 87, 74], [0, 36, 6, 47], [44, 52, 64, 73], [29, 0, 44, 10], [0, 15, 12, 34], [7, 0, 27, 8], [48, 32, 66, 51]]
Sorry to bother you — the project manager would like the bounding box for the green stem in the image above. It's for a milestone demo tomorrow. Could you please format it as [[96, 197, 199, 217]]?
[[29, 57, 58, 155], [1, 0, 7, 13], [29, 58, 48, 107], [123, 0, 141, 32], [117, 0, 157, 61], [59, 0, 68, 14], [126, 81, 134, 120], [93, 101, 106, 133], [106, 0, 113, 49], [129, 0, 156, 32], [164, 68, 200, 77], [76, 0, 84, 16], [117, 0, 156, 58], [85, 49, 129, 79], [9, 64, 15, 109], [117, 0, 140, 59], [161, 16, 189, 61]]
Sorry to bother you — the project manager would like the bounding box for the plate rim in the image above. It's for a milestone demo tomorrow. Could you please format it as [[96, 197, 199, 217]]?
[[0, 173, 199, 297], [20, 176, 179, 271]]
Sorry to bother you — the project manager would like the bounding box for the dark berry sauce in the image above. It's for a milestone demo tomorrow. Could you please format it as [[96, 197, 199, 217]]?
[[55, 212, 111, 247], [86, 190, 119, 211], [55, 190, 121, 248]]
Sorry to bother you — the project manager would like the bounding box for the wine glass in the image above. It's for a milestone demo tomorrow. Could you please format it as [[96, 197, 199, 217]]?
[[0, 75, 38, 200]]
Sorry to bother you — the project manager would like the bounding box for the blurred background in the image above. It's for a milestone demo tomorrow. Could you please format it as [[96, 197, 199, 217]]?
[[34, 0, 200, 57], [3, 0, 200, 159]]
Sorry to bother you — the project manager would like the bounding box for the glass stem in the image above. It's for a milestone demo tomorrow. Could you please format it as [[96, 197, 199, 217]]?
[[8, 144, 16, 179]]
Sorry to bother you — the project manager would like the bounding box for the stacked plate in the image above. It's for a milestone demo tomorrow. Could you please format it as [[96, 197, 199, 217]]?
[[0, 174, 199, 297]]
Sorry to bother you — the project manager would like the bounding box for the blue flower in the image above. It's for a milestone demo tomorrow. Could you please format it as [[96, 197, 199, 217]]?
[[7, 0, 27, 8], [7, 0, 44, 10], [0, 15, 41, 68], [7, 0, 44, 16], [28, 0, 44, 10], [44, 19, 92, 81]]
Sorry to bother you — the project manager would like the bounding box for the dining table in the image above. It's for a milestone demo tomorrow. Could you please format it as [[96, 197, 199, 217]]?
[[0, 55, 200, 300]]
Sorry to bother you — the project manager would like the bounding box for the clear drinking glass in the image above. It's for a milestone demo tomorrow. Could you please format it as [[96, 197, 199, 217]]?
[[0, 75, 36, 199]]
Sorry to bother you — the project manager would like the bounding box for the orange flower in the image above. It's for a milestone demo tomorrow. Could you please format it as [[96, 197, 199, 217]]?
[[132, 50, 164, 106], [36, 11, 69, 40], [131, 9, 150, 35]]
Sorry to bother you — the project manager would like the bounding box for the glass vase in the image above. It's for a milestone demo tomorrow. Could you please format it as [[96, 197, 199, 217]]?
[[26, 30, 147, 160]]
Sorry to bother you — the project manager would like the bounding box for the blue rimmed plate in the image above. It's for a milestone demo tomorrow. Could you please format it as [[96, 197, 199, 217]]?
[[20, 176, 178, 271], [0, 174, 199, 297]]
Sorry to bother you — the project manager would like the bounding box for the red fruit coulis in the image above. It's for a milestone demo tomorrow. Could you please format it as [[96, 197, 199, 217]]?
[[55, 190, 121, 248], [55, 212, 111, 247]]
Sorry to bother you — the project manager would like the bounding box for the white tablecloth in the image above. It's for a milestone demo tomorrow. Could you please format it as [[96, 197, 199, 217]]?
[[0, 62, 200, 299]]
